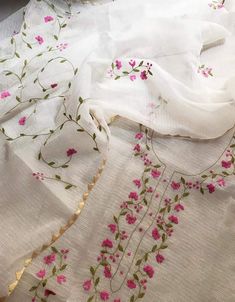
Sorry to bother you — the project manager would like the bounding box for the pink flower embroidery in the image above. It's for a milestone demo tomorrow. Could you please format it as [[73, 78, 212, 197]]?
[[35, 35, 44, 45], [127, 280, 137, 289], [43, 253, 56, 265], [115, 60, 122, 70], [61, 249, 69, 259], [168, 215, 179, 224], [133, 144, 141, 152], [51, 83, 58, 89], [126, 214, 137, 225], [129, 191, 139, 201], [102, 239, 113, 249], [198, 65, 213, 77], [44, 16, 54, 23], [83, 280, 92, 291], [171, 181, 181, 190], [18, 116, 26, 126], [100, 291, 110, 301], [221, 160, 232, 169], [130, 75, 136, 81], [151, 169, 161, 179], [135, 132, 143, 140], [208, 1, 224, 9], [140, 70, 147, 80], [156, 253, 165, 264], [152, 228, 160, 240], [32, 298, 36, 302], [33, 172, 44, 180], [108, 224, 116, 233], [56, 43, 68, 51], [56, 275, 66, 284], [36, 269, 46, 279], [104, 266, 112, 278], [207, 183, 215, 193], [217, 178, 225, 187], [66, 148, 77, 157], [114, 299, 121, 302], [143, 265, 154, 278], [133, 179, 141, 188], [0, 90, 11, 99], [44, 289, 56, 297], [174, 204, 184, 212], [129, 60, 136, 68]]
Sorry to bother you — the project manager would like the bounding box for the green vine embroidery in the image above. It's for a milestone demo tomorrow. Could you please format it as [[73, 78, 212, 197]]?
[[1, 51, 78, 117], [0, 36, 20, 63], [29, 246, 69, 302], [21, 0, 72, 48], [108, 59, 153, 81], [0, 96, 105, 190], [82, 127, 235, 302]]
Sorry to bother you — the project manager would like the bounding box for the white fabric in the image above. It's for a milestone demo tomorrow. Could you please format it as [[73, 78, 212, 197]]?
[[0, 8, 24, 41], [0, 0, 235, 300]]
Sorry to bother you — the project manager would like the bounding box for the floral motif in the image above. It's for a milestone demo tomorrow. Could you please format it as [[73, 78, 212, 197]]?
[[19, 0, 72, 49], [1, 97, 103, 189], [0, 90, 11, 99], [56, 43, 68, 51], [108, 59, 153, 81], [147, 96, 168, 119], [127, 280, 137, 289], [197, 143, 235, 194], [32, 172, 76, 190], [50, 83, 58, 89], [36, 269, 46, 279], [198, 65, 213, 77], [35, 35, 44, 45], [156, 253, 165, 264], [100, 291, 110, 301], [44, 289, 56, 297], [57, 275, 66, 284], [143, 265, 154, 279], [83, 124, 235, 302], [152, 228, 161, 240], [66, 148, 77, 157], [208, 0, 224, 9], [29, 246, 69, 302], [83, 127, 172, 302], [171, 181, 181, 190], [18, 116, 27, 126], [43, 253, 56, 265], [44, 16, 54, 23], [83, 280, 92, 291]]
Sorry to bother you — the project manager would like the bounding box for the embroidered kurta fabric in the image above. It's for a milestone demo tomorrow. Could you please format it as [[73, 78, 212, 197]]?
[[0, 0, 235, 301]]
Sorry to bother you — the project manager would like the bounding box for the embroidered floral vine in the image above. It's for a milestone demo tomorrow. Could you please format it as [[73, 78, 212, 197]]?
[[198, 65, 213, 78], [0, 0, 107, 192], [198, 139, 235, 194], [108, 60, 153, 81], [29, 246, 69, 302], [0, 96, 104, 190], [82, 127, 235, 302], [1, 52, 77, 117], [21, 0, 72, 49], [81, 127, 182, 301], [0, 0, 73, 64], [32, 172, 76, 190], [147, 96, 168, 119]]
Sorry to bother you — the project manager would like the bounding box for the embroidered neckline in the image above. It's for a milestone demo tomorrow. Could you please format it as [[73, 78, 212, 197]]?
[[82, 126, 235, 302]]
